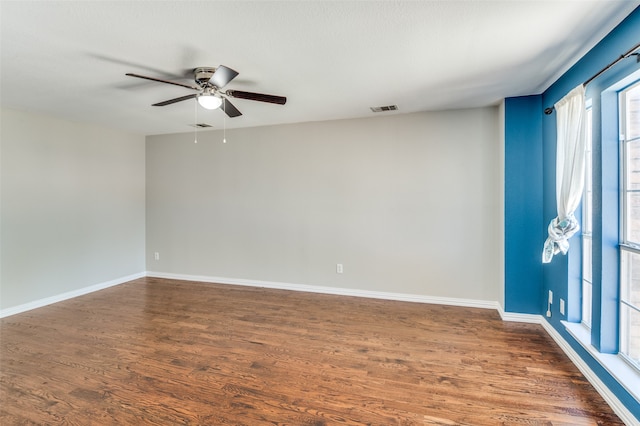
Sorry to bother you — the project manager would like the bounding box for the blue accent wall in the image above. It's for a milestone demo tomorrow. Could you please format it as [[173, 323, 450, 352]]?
[[504, 96, 543, 314], [504, 6, 640, 419]]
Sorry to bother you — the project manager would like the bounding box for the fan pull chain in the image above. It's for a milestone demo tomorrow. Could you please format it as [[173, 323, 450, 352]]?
[[223, 98, 227, 144], [194, 99, 198, 144]]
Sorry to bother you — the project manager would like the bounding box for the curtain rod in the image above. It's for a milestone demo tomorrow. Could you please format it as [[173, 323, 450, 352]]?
[[543, 41, 640, 115]]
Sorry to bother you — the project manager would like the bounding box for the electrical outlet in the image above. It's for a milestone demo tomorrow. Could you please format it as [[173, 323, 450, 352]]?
[[560, 298, 565, 315], [154, 252, 160, 261], [336, 263, 343, 274]]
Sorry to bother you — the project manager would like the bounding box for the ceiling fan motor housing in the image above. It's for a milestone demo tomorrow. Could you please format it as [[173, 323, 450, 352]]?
[[194, 67, 217, 87]]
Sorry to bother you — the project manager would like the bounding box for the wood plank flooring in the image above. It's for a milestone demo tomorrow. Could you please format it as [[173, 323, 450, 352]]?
[[0, 277, 624, 425]]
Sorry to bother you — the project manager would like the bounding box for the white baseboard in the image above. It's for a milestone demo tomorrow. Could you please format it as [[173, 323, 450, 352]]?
[[496, 307, 636, 424], [497, 307, 544, 324], [0, 272, 146, 318], [540, 321, 637, 425], [485, 307, 637, 424], [145, 271, 501, 311]]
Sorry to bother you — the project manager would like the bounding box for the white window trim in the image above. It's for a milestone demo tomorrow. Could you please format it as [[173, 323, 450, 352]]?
[[582, 104, 593, 329]]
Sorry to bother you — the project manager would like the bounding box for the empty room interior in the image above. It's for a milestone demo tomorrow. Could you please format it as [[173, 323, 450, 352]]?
[[2, 1, 640, 424]]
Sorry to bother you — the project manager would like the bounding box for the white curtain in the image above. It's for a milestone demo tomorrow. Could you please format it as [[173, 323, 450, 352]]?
[[542, 84, 587, 263]]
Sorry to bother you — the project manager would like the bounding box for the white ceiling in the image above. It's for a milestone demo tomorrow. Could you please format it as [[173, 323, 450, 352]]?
[[1, 1, 638, 136]]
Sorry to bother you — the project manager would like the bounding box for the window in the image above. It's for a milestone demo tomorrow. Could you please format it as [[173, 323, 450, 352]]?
[[621, 81, 640, 369], [582, 106, 593, 329], [566, 69, 640, 407]]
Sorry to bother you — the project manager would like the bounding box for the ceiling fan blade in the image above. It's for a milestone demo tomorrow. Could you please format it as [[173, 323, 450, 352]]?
[[221, 98, 242, 118], [209, 65, 239, 88], [152, 94, 197, 106], [226, 90, 287, 105], [125, 73, 199, 90]]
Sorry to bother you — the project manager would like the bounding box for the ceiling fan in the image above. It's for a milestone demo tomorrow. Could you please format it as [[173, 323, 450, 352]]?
[[125, 65, 286, 117]]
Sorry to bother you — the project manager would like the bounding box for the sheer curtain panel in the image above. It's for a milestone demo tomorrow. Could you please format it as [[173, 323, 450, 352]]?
[[543, 85, 587, 263]]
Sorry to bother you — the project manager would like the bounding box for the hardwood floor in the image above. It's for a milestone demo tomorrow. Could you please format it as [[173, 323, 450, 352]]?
[[0, 277, 623, 425]]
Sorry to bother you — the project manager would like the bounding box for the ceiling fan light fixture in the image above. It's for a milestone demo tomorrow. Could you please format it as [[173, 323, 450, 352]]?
[[197, 93, 223, 110]]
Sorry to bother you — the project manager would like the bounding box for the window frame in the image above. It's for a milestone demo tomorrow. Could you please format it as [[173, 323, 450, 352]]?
[[582, 105, 593, 329], [565, 69, 640, 405], [619, 80, 640, 371]]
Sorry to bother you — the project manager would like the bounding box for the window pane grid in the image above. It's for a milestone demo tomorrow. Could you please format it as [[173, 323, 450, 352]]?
[[622, 299, 640, 314], [626, 83, 640, 140], [620, 81, 640, 370], [624, 138, 640, 245]]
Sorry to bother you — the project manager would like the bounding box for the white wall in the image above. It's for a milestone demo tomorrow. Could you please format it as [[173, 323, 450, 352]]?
[[146, 108, 502, 301], [0, 108, 146, 310]]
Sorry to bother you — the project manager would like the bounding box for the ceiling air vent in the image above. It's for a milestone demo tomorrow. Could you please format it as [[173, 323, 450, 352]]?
[[190, 123, 213, 128], [370, 105, 398, 113]]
